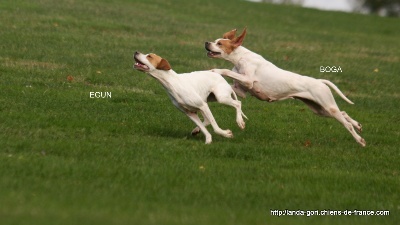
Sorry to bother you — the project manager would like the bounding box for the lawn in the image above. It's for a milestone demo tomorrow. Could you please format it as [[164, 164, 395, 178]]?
[[0, 0, 399, 224]]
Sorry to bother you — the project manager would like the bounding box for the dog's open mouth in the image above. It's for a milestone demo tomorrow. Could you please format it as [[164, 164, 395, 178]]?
[[134, 57, 149, 71], [207, 51, 221, 58], [205, 44, 221, 58]]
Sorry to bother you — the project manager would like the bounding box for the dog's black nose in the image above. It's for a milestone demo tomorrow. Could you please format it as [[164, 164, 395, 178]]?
[[205, 42, 210, 51], [134, 51, 141, 59], [134, 51, 142, 62]]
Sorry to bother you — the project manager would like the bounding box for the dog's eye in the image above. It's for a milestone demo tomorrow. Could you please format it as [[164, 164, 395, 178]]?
[[147, 55, 153, 59], [217, 42, 222, 46]]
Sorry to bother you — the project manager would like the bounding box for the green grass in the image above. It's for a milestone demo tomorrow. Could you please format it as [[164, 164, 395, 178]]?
[[1, 0, 399, 224]]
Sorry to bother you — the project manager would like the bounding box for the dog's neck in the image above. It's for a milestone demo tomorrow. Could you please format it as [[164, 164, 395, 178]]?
[[225, 46, 253, 65], [226, 46, 273, 71], [147, 69, 179, 90]]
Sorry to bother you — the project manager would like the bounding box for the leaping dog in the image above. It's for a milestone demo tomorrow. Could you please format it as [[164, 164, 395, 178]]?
[[205, 28, 365, 146], [133, 51, 247, 144]]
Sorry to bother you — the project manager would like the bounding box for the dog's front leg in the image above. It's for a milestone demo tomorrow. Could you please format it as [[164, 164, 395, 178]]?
[[191, 111, 210, 136], [186, 112, 212, 144], [211, 69, 253, 89]]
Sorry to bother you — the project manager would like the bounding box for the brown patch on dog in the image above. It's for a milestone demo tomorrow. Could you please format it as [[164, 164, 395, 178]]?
[[146, 53, 171, 70], [232, 28, 247, 48], [157, 58, 171, 70], [223, 29, 237, 40], [217, 39, 236, 54], [217, 28, 247, 55]]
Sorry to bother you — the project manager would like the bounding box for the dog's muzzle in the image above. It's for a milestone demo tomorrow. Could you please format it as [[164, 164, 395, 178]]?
[[205, 42, 221, 58], [204, 42, 211, 51], [133, 51, 149, 71]]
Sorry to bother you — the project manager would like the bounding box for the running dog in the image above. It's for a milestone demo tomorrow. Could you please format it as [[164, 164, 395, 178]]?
[[133, 51, 247, 144], [205, 28, 365, 146]]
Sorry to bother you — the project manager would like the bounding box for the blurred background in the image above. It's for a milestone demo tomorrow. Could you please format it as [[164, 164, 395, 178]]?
[[248, 0, 400, 17]]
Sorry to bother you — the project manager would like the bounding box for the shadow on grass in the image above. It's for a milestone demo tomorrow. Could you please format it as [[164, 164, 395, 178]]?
[[138, 124, 202, 142]]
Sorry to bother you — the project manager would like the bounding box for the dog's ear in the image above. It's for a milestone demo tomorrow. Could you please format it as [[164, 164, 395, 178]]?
[[223, 29, 237, 40], [156, 58, 171, 71], [232, 27, 247, 47]]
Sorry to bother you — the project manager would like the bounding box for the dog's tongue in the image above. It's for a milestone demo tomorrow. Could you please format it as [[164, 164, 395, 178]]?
[[207, 51, 216, 57], [207, 51, 221, 57], [134, 61, 149, 70]]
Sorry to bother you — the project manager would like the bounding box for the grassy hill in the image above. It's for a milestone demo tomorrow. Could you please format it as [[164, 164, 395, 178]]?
[[1, 0, 399, 224]]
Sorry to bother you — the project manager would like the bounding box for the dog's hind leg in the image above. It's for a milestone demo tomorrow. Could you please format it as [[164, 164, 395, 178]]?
[[186, 112, 212, 144], [342, 111, 362, 133], [295, 97, 330, 116], [295, 96, 365, 146], [230, 99, 247, 130], [213, 87, 247, 130], [304, 84, 365, 146], [326, 106, 366, 147]]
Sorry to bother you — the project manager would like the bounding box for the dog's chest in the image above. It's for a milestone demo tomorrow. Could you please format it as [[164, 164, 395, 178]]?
[[235, 63, 246, 75], [248, 82, 273, 102], [235, 65, 273, 101], [167, 90, 203, 113]]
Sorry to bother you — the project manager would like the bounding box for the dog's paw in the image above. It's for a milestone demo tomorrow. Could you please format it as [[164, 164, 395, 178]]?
[[356, 123, 362, 133], [205, 135, 212, 144], [358, 138, 366, 147], [191, 127, 201, 136], [237, 120, 245, 130], [222, 129, 233, 138], [211, 69, 222, 74]]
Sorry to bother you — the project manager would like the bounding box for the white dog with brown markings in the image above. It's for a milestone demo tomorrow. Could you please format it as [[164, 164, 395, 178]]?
[[205, 28, 365, 147], [133, 51, 247, 144]]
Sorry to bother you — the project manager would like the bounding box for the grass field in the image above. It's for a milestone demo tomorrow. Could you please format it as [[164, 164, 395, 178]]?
[[1, 0, 399, 224]]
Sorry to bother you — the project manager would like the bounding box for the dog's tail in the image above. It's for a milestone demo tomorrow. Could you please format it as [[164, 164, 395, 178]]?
[[231, 90, 249, 120], [319, 79, 354, 104], [241, 110, 248, 120], [231, 88, 239, 100]]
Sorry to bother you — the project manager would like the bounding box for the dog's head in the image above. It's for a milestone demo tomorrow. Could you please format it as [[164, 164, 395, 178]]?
[[133, 51, 171, 72], [205, 28, 247, 59]]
